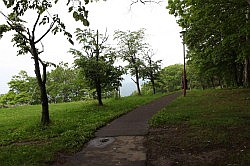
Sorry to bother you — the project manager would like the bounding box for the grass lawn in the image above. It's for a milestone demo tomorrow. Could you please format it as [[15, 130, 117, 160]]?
[[148, 89, 250, 165], [0, 94, 164, 166]]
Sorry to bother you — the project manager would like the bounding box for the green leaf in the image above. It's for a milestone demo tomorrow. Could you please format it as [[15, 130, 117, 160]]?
[[0, 24, 10, 38], [68, 6, 73, 13], [73, 11, 78, 20], [82, 19, 89, 26]]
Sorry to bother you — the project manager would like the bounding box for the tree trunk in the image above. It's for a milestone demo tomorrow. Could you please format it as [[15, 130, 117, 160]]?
[[114, 88, 120, 99], [96, 80, 103, 106], [40, 82, 49, 125], [237, 63, 244, 87], [244, 7, 250, 87], [135, 67, 141, 95], [244, 57, 250, 87], [95, 30, 103, 106], [151, 78, 156, 94], [30, 41, 50, 125], [118, 88, 121, 98], [218, 79, 223, 89], [210, 77, 215, 88]]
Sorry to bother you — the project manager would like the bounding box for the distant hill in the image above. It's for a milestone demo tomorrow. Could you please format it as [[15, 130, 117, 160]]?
[[120, 81, 137, 97], [120, 74, 147, 97]]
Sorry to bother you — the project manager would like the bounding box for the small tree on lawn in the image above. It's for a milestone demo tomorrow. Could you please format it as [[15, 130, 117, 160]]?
[[114, 29, 148, 95], [0, 0, 89, 125], [141, 49, 161, 94], [70, 28, 124, 106]]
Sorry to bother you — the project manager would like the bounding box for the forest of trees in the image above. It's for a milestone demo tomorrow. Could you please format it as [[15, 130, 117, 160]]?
[[0, 63, 120, 106]]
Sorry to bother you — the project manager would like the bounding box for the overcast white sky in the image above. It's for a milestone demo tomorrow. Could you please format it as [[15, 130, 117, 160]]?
[[0, 0, 183, 94]]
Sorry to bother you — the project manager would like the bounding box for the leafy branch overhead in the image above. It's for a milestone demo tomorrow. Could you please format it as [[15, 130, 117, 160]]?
[[0, 0, 92, 48]]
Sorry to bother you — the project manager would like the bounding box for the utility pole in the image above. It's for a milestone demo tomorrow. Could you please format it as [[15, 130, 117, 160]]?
[[180, 30, 187, 97]]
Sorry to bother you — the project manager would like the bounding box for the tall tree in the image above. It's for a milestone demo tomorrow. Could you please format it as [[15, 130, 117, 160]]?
[[114, 29, 147, 95], [71, 28, 123, 106], [0, 0, 90, 125], [141, 49, 162, 94]]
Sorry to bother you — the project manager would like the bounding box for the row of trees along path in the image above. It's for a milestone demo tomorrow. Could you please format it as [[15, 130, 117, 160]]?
[[0, 1, 161, 125], [168, 0, 250, 88]]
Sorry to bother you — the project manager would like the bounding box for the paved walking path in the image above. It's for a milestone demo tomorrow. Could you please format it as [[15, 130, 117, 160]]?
[[53, 92, 181, 166]]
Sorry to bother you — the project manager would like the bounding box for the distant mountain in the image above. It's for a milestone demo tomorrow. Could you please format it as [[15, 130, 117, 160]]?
[[120, 74, 147, 97], [120, 81, 137, 97]]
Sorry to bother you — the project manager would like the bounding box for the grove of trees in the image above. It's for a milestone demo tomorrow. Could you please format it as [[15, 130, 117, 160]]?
[[0, 27, 163, 119], [168, 0, 250, 88]]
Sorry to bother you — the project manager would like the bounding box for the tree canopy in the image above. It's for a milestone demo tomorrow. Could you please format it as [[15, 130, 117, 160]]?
[[114, 29, 148, 95], [168, 0, 250, 88], [71, 28, 124, 105]]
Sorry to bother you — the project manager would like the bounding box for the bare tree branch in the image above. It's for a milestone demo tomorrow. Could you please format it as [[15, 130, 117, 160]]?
[[38, 57, 46, 66], [37, 56, 56, 83], [130, 0, 162, 6], [32, 13, 41, 39], [101, 37, 108, 46], [131, 77, 137, 84], [35, 21, 55, 44], [100, 29, 109, 46], [38, 42, 44, 54]]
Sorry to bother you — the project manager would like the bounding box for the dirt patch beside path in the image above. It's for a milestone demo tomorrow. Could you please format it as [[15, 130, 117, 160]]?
[[145, 125, 245, 166]]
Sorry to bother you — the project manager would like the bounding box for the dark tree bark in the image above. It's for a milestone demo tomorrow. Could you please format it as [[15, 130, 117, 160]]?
[[40, 81, 50, 125], [148, 58, 156, 94], [30, 41, 50, 125], [244, 7, 250, 87], [96, 79, 103, 106], [210, 77, 215, 89], [151, 77, 156, 94], [131, 55, 141, 96], [95, 30, 103, 106], [134, 66, 141, 95], [244, 57, 250, 87]]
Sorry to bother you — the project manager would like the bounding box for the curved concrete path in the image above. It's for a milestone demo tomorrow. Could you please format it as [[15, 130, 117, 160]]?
[[53, 92, 181, 166], [95, 92, 181, 137]]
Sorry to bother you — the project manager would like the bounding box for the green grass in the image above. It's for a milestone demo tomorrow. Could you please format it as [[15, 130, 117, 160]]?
[[150, 89, 250, 165], [0, 94, 164, 166]]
